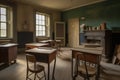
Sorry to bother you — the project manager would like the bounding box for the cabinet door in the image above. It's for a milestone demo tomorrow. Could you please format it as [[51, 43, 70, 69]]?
[[54, 22, 65, 46], [8, 46, 17, 63]]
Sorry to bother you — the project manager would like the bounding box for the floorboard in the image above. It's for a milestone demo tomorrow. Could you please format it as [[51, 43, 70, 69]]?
[[0, 48, 120, 80]]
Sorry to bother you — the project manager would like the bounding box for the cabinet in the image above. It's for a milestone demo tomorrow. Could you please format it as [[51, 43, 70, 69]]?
[[82, 30, 112, 59], [0, 43, 17, 66]]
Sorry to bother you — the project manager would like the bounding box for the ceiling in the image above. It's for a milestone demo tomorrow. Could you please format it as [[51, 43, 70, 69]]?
[[14, 0, 105, 11]]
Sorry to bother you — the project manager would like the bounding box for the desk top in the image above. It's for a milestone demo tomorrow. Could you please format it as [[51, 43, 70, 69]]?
[[40, 40, 53, 43], [25, 43, 48, 47], [25, 47, 57, 54], [40, 39, 61, 43], [71, 47, 103, 55], [0, 43, 18, 47]]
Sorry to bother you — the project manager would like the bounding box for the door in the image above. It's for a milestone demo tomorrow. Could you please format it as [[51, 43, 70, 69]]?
[[54, 22, 65, 46]]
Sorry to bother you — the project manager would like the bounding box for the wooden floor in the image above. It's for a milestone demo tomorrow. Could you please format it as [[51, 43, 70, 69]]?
[[0, 48, 120, 80]]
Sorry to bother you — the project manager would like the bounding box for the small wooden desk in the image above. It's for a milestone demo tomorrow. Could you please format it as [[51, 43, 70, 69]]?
[[25, 47, 57, 80], [25, 43, 49, 49], [71, 48, 103, 80], [0, 43, 17, 66]]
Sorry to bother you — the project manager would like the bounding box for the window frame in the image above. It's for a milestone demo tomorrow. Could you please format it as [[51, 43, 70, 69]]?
[[35, 12, 50, 37], [0, 5, 13, 39], [0, 6, 7, 38]]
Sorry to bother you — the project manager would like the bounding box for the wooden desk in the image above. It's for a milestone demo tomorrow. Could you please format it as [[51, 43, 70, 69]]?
[[0, 43, 17, 66], [25, 47, 57, 80], [25, 43, 49, 49], [71, 48, 103, 80], [40, 39, 62, 48]]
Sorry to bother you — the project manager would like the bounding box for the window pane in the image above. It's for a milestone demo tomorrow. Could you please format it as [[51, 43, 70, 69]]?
[[36, 25, 39, 30], [36, 20, 39, 24], [43, 26, 45, 31], [1, 8, 6, 15], [38, 15, 41, 20], [43, 31, 45, 36], [39, 21, 41, 25], [36, 14, 39, 20], [40, 26, 42, 30], [39, 31, 42, 36], [1, 29, 6, 37], [41, 15, 45, 20], [1, 15, 6, 22], [36, 30, 39, 36], [41, 21, 45, 25], [1, 23, 6, 29]]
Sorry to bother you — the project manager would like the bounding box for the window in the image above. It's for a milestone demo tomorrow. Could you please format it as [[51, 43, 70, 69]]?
[[35, 12, 50, 37], [0, 5, 13, 38]]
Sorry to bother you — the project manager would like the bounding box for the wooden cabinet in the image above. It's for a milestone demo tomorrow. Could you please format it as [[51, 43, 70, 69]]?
[[83, 30, 112, 59], [0, 43, 17, 66]]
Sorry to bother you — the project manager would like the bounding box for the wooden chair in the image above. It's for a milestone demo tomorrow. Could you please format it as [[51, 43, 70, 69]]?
[[50, 40, 62, 52], [26, 54, 46, 80], [74, 53, 101, 80], [50, 40, 57, 48], [100, 44, 120, 75], [115, 44, 120, 64]]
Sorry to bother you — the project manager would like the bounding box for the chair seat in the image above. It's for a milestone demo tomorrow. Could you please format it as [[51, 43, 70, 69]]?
[[78, 65, 96, 77], [29, 64, 45, 73]]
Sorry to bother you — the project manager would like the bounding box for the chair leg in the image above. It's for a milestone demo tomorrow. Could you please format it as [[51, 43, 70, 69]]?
[[84, 77, 90, 80], [44, 70, 46, 80], [73, 76, 76, 80], [95, 76, 99, 80], [34, 73, 37, 80], [26, 70, 29, 80]]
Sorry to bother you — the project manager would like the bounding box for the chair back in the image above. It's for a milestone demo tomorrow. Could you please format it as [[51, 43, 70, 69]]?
[[76, 52, 100, 80], [26, 54, 36, 62], [112, 45, 120, 64], [26, 54, 46, 80], [77, 53, 100, 64], [26, 54, 36, 69], [116, 45, 120, 59], [50, 40, 56, 47]]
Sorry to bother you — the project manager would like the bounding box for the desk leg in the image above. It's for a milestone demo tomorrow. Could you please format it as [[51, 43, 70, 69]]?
[[48, 63, 50, 80], [95, 56, 100, 80], [52, 57, 56, 80], [72, 55, 77, 80], [72, 56, 73, 78], [96, 65, 100, 80]]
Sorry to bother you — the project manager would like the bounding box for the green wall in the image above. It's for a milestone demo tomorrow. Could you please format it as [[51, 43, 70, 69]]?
[[62, 0, 120, 30]]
